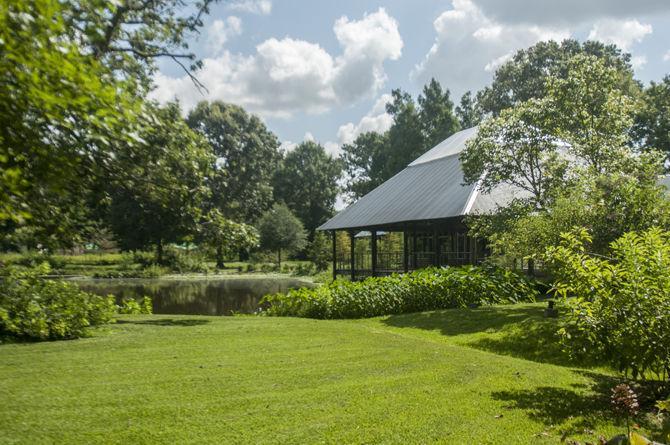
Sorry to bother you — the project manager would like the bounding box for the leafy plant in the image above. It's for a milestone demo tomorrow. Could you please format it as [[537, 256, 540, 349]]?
[[547, 228, 670, 384], [261, 265, 538, 319], [117, 297, 153, 315], [0, 264, 116, 340]]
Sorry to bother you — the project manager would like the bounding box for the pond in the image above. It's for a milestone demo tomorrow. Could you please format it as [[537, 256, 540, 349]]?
[[74, 276, 313, 316]]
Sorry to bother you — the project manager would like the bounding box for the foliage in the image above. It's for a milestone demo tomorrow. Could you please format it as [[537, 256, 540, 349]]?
[[92, 265, 167, 279], [261, 265, 538, 319], [104, 103, 212, 261], [257, 204, 307, 267], [461, 99, 569, 209], [547, 228, 670, 383], [474, 157, 670, 261], [0, 0, 139, 229], [308, 232, 332, 271], [341, 131, 389, 199], [341, 79, 459, 201], [633, 75, 670, 162], [61, 0, 216, 89], [0, 264, 116, 339], [418, 78, 460, 149], [455, 91, 483, 129], [187, 101, 281, 223], [273, 141, 342, 236], [117, 297, 153, 315], [198, 209, 259, 268], [476, 39, 637, 116]]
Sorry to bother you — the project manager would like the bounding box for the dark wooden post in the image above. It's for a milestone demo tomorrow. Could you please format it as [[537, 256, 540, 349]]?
[[371, 230, 378, 277], [349, 230, 355, 281], [403, 229, 409, 273], [433, 225, 440, 266], [331, 231, 337, 281], [412, 227, 417, 270]]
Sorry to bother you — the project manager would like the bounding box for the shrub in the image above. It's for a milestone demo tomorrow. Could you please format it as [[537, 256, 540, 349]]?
[[117, 296, 153, 315], [92, 264, 167, 279], [261, 265, 538, 319], [0, 264, 116, 340], [547, 228, 670, 383], [292, 262, 316, 276]]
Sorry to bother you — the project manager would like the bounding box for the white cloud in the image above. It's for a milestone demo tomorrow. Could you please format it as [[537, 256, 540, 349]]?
[[631, 55, 648, 70], [207, 17, 242, 54], [150, 8, 403, 118], [412, 0, 569, 99], [304, 132, 315, 142], [228, 0, 272, 15], [279, 140, 298, 153], [337, 94, 394, 145], [323, 141, 341, 157], [664, 50, 670, 61], [587, 19, 652, 51]]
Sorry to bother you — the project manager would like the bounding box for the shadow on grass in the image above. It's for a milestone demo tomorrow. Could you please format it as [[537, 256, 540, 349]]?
[[491, 371, 620, 435], [382, 305, 599, 367], [116, 318, 210, 327]]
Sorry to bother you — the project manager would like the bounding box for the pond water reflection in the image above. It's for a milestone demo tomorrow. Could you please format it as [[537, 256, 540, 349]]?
[[74, 277, 313, 316]]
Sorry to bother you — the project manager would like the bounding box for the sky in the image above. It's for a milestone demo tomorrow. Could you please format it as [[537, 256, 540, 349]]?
[[151, 0, 670, 157]]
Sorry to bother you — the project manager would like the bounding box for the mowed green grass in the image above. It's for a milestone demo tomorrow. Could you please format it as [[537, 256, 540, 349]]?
[[0, 304, 627, 444]]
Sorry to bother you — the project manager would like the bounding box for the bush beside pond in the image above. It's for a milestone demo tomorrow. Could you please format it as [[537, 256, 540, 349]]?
[[0, 265, 152, 341], [261, 265, 539, 319]]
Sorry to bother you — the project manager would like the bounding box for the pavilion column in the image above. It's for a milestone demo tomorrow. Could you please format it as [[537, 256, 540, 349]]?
[[433, 225, 440, 267], [371, 230, 378, 277], [403, 228, 409, 273], [412, 227, 417, 270], [331, 231, 337, 281], [349, 230, 355, 281]]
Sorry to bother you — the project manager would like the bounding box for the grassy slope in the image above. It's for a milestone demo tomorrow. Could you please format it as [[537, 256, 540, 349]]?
[[0, 304, 627, 444]]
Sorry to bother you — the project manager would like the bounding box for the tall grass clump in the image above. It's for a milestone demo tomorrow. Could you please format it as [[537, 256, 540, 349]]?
[[261, 265, 538, 319]]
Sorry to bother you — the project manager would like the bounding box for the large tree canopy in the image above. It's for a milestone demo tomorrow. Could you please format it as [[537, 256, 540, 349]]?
[[273, 141, 342, 237], [476, 39, 638, 117], [0, 0, 140, 229], [105, 103, 212, 260], [633, 75, 670, 162], [187, 101, 282, 223]]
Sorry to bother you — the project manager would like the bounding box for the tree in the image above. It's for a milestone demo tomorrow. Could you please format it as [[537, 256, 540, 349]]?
[[476, 39, 638, 116], [633, 75, 670, 162], [461, 100, 569, 210], [340, 131, 389, 200], [0, 0, 140, 241], [418, 78, 460, 149], [308, 232, 331, 271], [257, 204, 307, 267], [105, 103, 212, 262], [61, 0, 216, 90], [198, 210, 259, 268], [384, 89, 426, 179], [187, 101, 281, 223], [463, 54, 640, 210], [456, 91, 483, 129], [273, 141, 342, 237]]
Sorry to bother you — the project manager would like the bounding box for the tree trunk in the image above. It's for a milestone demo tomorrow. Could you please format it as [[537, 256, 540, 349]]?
[[216, 246, 225, 269], [156, 238, 163, 264]]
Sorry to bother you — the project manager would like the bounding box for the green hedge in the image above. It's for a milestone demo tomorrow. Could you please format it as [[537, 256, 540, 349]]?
[[261, 266, 538, 319]]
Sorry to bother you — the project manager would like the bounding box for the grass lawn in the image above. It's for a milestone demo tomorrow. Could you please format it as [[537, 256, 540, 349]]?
[[0, 303, 631, 444]]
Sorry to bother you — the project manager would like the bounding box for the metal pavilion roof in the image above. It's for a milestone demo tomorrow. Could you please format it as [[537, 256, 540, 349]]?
[[318, 127, 520, 231]]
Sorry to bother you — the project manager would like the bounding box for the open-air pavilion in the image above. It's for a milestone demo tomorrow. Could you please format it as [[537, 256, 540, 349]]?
[[318, 126, 521, 280]]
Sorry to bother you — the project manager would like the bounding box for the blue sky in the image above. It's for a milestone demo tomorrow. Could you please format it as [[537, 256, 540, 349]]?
[[152, 0, 670, 155]]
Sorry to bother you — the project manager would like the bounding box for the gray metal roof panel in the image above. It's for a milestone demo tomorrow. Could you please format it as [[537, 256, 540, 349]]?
[[318, 154, 476, 230]]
